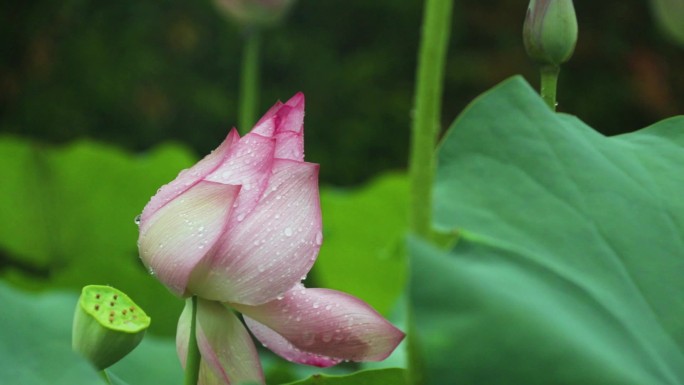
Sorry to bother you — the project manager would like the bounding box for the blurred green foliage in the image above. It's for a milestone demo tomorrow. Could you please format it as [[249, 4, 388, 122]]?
[[1, 1, 682, 185], [411, 76, 684, 384]]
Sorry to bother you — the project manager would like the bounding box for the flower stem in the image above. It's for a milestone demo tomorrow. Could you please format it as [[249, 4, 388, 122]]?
[[407, 0, 453, 384], [184, 296, 201, 385], [540, 64, 560, 111], [408, 0, 453, 240], [238, 27, 261, 134]]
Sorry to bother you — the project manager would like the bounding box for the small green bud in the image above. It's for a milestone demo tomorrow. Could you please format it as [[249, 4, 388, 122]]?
[[523, 0, 578, 66], [72, 285, 150, 370]]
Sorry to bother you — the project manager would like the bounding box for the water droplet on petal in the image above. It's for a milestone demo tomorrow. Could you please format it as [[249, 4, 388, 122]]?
[[284, 227, 293, 237], [134, 214, 141, 226], [315, 231, 323, 245], [302, 331, 315, 346], [237, 213, 246, 222]]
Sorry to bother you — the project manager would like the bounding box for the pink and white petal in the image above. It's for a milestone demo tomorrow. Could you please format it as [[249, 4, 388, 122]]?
[[233, 285, 405, 363], [177, 299, 265, 385], [190, 160, 322, 305], [277, 93, 305, 134], [243, 316, 341, 368], [252, 102, 284, 136], [140, 129, 239, 223], [138, 181, 240, 296], [274, 130, 304, 162], [204, 132, 276, 227]]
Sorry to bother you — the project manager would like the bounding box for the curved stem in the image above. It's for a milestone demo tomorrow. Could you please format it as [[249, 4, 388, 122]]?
[[239, 28, 261, 134], [408, 0, 454, 240], [184, 296, 201, 385], [540, 64, 560, 111]]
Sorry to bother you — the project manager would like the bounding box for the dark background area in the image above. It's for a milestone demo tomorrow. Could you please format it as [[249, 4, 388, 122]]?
[[1, 0, 682, 185]]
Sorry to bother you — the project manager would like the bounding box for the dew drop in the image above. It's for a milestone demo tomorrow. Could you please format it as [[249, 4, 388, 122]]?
[[284, 227, 293, 237], [133, 214, 141, 225], [322, 332, 333, 343], [325, 304, 332, 311], [315, 231, 323, 245], [312, 302, 319, 309], [302, 331, 315, 346], [237, 213, 246, 222]]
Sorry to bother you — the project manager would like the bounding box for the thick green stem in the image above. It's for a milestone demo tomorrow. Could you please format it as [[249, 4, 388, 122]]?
[[408, 0, 454, 240], [184, 296, 201, 385], [407, 0, 453, 385], [540, 64, 560, 111], [238, 28, 261, 134]]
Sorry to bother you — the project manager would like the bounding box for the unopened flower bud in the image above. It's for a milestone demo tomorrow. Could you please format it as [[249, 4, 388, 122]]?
[[72, 285, 150, 370], [213, 0, 296, 27], [523, 0, 578, 66]]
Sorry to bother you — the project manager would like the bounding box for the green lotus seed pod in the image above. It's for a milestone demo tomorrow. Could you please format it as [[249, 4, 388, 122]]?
[[523, 0, 578, 65], [72, 285, 150, 370]]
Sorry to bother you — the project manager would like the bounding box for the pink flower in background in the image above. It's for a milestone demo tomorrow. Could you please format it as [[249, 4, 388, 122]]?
[[213, 0, 296, 26], [137, 94, 404, 384]]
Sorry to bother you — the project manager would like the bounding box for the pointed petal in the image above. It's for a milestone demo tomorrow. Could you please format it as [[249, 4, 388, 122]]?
[[243, 316, 341, 367], [273, 93, 305, 161], [276, 93, 305, 134], [177, 299, 265, 385], [234, 285, 405, 363], [190, 160, 322, 305], [252, 102, 283, 136], [204, 132, 276, 225], [141, 129, 239, 223], [138, 180, 240, 296]]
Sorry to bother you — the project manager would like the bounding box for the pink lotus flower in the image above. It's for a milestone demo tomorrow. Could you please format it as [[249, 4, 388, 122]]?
[[213, 0, 296, 26], [137, 94, 405, 384]]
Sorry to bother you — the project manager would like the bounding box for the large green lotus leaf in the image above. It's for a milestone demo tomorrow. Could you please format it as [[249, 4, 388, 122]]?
[[108, 330, 182, 385], [0, 281, 106, 385], [316, 173, 408, 315], [281, 368, 407, 385], [410, 76, 684, 384], [0, 136, 194, 335]]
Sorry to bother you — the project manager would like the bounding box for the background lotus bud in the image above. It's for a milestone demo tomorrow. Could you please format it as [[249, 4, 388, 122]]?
[[72, 285, 150, 370], [213, 0, 296, 27], [523, 0, 578, 66]]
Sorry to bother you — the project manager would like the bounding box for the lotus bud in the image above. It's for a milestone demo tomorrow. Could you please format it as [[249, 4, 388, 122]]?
[[523, 0, 578, 66], [213, 0, 296, 27], [72, 285, 150, 370]]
